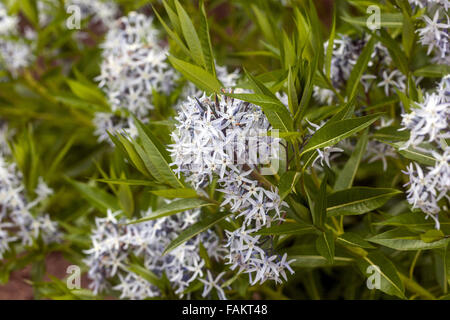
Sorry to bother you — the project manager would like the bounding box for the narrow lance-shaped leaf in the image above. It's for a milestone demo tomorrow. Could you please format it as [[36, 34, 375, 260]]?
[[254, 222, 316, 236], [164, 211, 231, 255], [133, 116, 184, 188], [316, 230, 335, 264], [301, 113, 381, 155], [168, 55, 222, 94], [227, 92, 293, 132], [69, 180, 121, 213], [325, 5, 336, 79], [327, 187, 402, 216], [334, 129, 368, 190], [175, 0, 206, 69], [356, 251, 405, 299], [128, 198, 215, 224], [345, 37, 375, 99], [313, 174, 328, 228], [368, 228, 449, 251], [150, 188, 198, 199], [198, 0, 216, 76]]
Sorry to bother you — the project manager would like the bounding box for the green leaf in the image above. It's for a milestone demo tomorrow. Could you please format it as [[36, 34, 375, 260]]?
[[164, 211, 231, 255], [334, 130, 368, 191], [227, 93, 293, 132], [342, 13, 403, 28], [198, 0, 216, 76], [133, 117, 184, 188], [150, 188, 198, 199], [325, 5, 336, 80], [420, 229, 446, 243], [95, 178, 156, 187], [368, 228, 449, 250], [375, 29, 409, 75], [175, 0, 206, 68], [387, 141, 436, 166], [129, 198, 214, 224], [69, 180, 120, 213], [118, 173, 134, 218], [356, 251, 405, 299], [446, 243, 450, 287], [376, 211, 450, 232], [115, 133, 151, 178], [287, 68, 298, 116], [66, 79, 107, 107], [254, 222, 316, 236], [316, 230, 335, 264], [337, 232, 375, 249], [401, 7, 415, 58], [127, 263, 165, 291], [327, 187, 401, 216], [251, 4, 276, 45], [168, 55, 222, 94], [413, 65, 450, 78], [279, 171, 301, 200], [153, 4, 191, 58], [312, 174, 328, 228], [345, 37, 375, 99], [290, 255, 353, 268], [302, 114, 381, 155]]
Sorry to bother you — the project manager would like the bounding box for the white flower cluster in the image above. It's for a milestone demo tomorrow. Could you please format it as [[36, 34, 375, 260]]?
[[400, 76, 450, 228], [314, 34, 406, 105], [84, 208, 223, 299], [414, 1, 450, 64], [0, 153, 60, 259], [169, 94, 295, 291], [0, 3, 34, 78], [94, 12, 177, 144]]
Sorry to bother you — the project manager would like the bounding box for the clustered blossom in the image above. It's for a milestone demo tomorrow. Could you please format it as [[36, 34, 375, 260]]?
[[313, 34, 404, 105], [84, 208, 223, 299], [400, 76, 450, 228], [168, 94, 295, 293], [413, 0, 450, 64], [94, 12, 177, 143], [0, 149, 60, 259], [0, 3, 34, 78]]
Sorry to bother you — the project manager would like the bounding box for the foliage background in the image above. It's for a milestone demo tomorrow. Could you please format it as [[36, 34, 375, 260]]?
[[0, 0, 449, 300]]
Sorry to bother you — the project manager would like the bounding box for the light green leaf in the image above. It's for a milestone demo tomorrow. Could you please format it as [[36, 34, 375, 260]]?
[[129, 198, 215, 224], [345, 37, 375, 99], [164, 211, 231, 255], [327, 187, 401, 216], [413, 65, 450, 78], [302, 114, 381, 155], [316, 230, 335, 264], [290, 255, 353, 268], [69, 180, 120, 213], [168, 55, 222, 94], [175, 0, 205, 68], [254, 222, 316, 236], [368, 228, 449, 250], [337, 232, 375, 249], [227, 93, 293, 132], [279, 171, 301, 200], [356, 251, 405, 299], [66, 79, 107, 107], [133, 117, 184, 188], [334, 130, 368, 191], [150, 188, 198, 199]]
